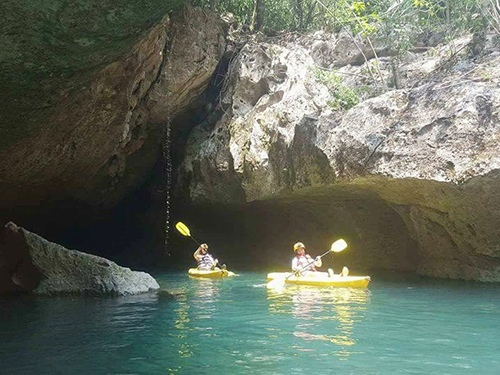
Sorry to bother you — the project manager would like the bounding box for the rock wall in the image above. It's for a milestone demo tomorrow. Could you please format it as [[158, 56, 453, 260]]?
[[0, 5, 227, 236], [179, 32, 500, 281], [2, 1, 500, 282]]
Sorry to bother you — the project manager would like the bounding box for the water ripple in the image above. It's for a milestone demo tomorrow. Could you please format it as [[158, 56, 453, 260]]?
[[1, 272, 500, 374]]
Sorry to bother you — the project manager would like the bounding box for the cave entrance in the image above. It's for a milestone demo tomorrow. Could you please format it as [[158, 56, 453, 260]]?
[[169, 185, 420, 275]]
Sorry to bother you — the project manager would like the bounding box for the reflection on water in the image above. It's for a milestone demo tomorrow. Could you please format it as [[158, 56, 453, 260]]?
[[268, 286, 370, 356], [3, 273, 500, 374], [171, 279, 224, 360], [267, 285, 371, 316]]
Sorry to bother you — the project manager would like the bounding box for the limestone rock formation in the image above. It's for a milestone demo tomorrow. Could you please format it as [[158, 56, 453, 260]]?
[[0, 222, 159, 296], [0, 5, 227, 232], [179, 32, 500, 282]]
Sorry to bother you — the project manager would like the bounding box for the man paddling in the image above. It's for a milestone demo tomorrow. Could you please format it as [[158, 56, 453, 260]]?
[[292, 242, 322, 274], [193, 243, 223, 270]]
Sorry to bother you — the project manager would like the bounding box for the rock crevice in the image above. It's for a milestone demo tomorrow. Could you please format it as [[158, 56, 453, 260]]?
[[0, 6, 227, 238]]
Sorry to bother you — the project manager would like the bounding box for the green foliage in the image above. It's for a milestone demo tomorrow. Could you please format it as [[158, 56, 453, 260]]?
[[257, 0, 295, 31], [314, 69, 359, 111], [187, 0, 491, 53], [190, 0, 254, 24], [349, 1, 381, 35], [187, 0, 372, 32], [372, 0, 483, 58]]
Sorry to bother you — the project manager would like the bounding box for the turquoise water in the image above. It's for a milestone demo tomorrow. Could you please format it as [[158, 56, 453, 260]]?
[[1, 272, 500, 374]]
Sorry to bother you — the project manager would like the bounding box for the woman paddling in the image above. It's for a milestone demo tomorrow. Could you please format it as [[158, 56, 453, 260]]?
[[292, 242, 322, 275], [193, 243, 222, 270]]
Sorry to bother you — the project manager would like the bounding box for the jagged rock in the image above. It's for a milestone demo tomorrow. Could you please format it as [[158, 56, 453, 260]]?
[[309, 32, 391, 69], [179, 33, 500, 282], [179, 41, 334, 203], [0, 5, 227, 233], [147, 7, 227, 123], [0, 222, 159, 296]]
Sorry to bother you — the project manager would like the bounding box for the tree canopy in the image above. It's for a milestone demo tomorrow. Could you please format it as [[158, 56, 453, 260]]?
[[188, 0, 499, 45]]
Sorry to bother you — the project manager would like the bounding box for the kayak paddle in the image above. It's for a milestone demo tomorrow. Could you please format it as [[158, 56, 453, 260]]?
[[267, 239, 348, 289], [175, 221, 225, 270], [175, 221, 201, 245]]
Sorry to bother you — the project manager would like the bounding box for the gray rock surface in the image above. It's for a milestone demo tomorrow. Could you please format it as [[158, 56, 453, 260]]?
[[0, 222, 159, 296], [0, 0, 178, 151], [0, 5, 227, 225], [179, 32, 500, 282]]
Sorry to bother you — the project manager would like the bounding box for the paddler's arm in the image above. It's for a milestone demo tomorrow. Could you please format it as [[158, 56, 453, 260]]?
[[292, 257, 300, 272], [193, 247, 203, 262], [306, 255, 322, 268]]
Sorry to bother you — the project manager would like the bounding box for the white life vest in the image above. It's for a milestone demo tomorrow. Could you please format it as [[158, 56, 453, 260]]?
[[292, 255, 317, 272], [197, 253, 216, 270]]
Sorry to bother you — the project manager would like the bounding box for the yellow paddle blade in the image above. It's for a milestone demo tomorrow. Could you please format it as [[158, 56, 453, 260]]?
[[331, 239, 348, 253], [175, 222, 191, 237]]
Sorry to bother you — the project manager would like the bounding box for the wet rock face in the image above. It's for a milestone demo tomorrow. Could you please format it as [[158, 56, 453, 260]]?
[[179, 33, 500, 281], [0, 222, 159, 296], [0, 0, 177, 151], [0, 5, 226, 231], [147, 8, 227, 123]]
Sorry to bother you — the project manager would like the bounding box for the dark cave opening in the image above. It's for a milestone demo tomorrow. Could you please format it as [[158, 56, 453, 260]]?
[[168, 186, 421, 275], [6, 40, 493, 281], [21, 49, 238, 270], [1, 48, 425, 277]]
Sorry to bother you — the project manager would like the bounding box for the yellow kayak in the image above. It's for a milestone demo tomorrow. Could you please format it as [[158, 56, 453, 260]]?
[[188, 268, 236, 279], [267, 272, 371, 288]]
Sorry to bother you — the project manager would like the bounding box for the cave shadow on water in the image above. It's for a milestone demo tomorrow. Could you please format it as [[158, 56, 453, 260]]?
[[169, 185, 420, 276], [39, 171, 500, 287]]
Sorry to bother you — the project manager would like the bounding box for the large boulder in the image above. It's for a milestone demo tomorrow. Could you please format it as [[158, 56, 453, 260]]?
[[0, 222, 159, 296], [178, 33, 500, 281]]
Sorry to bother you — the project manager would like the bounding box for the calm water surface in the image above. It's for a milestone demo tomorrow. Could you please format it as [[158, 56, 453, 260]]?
[[1, 272, 500, 374]]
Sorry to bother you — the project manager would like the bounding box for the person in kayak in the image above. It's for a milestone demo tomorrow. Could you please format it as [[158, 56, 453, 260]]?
[[292, 242, 322, 274], [193, 243, 221, 270]]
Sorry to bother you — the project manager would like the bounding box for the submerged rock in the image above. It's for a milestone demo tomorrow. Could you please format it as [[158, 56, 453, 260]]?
[[0, 222, 159, 296], [157, 289, 176, 300]]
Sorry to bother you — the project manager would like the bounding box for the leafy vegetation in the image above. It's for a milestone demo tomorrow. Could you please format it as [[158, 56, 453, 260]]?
[[188, 0, 495, 37], [314, 68, 359, 111], [186, 0, 499, 90]]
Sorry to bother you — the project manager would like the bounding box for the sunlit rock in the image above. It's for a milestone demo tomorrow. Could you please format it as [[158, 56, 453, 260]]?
[[179, 33, 500, 282], [0, 222, 159, 296]]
